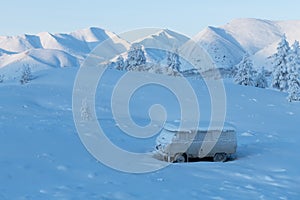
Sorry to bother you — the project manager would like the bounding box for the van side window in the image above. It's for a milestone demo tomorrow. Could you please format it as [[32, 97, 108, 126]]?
[[174, 132, 184, 140], [211, 131, 222, 140], [196, 131, 207, 141]]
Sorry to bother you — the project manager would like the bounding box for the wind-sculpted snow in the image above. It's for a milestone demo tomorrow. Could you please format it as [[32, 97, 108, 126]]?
[[0, 67, 299, 199]]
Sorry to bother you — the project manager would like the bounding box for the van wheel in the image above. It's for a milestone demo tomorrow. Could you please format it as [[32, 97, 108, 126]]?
[[174, 153, 186, 163], [213, 153, 227, 162]]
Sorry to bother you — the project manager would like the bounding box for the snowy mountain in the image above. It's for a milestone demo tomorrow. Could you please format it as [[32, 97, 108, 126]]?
[[0, 27, 191, 76], [0, 27, 130, 74], [138, 29, 189, 63], [2, 19, 300, 76], [194, 18, 300, 70], [0, 34, 46, 53], [135, 29, 189, 49], [109, 29, 190, 64], [193, 26, 245, 68]]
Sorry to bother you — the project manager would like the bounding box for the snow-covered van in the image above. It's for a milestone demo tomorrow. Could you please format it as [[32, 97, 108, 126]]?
[[155, 122, 237, 162]]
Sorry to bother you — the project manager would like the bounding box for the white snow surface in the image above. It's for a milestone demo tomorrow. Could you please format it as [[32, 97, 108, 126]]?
[[1, 19, 300, 199], [0, 67, 299, 199]]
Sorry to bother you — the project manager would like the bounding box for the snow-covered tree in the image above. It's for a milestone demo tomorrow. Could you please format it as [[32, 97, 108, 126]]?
[[288, 40, 300, 72], [124, 44, 146, 70], [114, 56, 125, 70], [254, 67, 268, 88], [0, 74, 4, 83], [234, 53, 256, 86], [230, 66, 238, 78], [167, 50, 181, 72], [272, 34, 290, 91], [286, 40, 300, 101], [291, 40, 300, 55], [287, 66, 300, 102], [81, 98, 92, 120], [20, 65, 33, 84]]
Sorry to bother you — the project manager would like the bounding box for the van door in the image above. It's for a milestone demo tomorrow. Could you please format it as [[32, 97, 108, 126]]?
[[186, 131, 206, 157], [198, 131, 216, 157]]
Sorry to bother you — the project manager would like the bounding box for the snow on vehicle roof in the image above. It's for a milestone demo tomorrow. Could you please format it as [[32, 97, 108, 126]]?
[[163, 121, 235, 132]]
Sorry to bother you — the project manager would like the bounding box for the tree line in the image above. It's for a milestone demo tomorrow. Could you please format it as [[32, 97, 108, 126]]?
[[234, 34, 300, 102]]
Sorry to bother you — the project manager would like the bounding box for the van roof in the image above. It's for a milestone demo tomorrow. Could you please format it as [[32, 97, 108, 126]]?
[[163, 121, 236, 132]]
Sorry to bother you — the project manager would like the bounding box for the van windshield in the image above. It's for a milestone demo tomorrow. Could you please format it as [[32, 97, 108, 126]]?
[[156, 129, 176, 144]]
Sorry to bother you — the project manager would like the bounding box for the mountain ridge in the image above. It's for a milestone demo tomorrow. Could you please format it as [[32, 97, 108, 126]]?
[[194, 18, 300, 70], [1, 19, 300, 75]]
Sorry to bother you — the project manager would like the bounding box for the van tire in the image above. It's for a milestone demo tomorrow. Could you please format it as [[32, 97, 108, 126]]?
[[213, 153, 227, 162], [174, 153, 186, 163]]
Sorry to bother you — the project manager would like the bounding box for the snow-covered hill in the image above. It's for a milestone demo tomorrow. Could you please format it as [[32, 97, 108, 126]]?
[[0, 67, 299, 199], [0, 27, 130, 73], [193, 26, 245, 68], [0, 27, 192, 78], [135, 29, 189, 49], [0, 49, 79, 71], [194, 18, 300, 70], [2, 19, 300, 75]]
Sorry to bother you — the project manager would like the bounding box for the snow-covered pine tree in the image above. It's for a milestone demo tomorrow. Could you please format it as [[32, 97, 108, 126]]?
[[80, 98, 92, 120], [115, 56, 125, 70], [20, 64, 33, 84], [0, 74, 4, 83], [289, 40, 300, 72], [272, 34, 290, 91], [254, 67, 268, 88], [124, 44, 146, 71], [287, 65, 300, 102], [167, 49, 181, 72], [230, 66, 238, 78], [234, 53, 256, 86], [287, 40, 300, 102]]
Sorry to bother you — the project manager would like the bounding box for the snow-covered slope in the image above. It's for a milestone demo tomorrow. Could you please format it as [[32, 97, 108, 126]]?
[[135, 29, 189, 49], [1, 18, 300, 199], [194, 18, 300, 70], [222, 18, 282, 54], [0, 67, 299, 199], [193, 26, 245, 68], [0, 34, 42, 53], [2, 19, 300, 75], [0, 49, 80, 79], [130, 29, 190, 63], [0, 27, 130, 72]]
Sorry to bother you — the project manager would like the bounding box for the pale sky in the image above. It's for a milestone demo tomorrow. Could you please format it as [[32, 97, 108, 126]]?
[[1, 0, 300, 37]]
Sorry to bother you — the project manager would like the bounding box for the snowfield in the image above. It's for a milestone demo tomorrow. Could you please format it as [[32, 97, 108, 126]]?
[[0, 67, 299, 199], [1, 18, 300, 200]]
